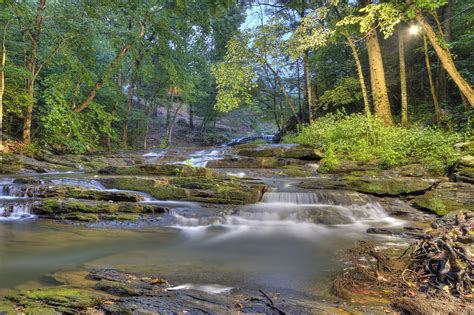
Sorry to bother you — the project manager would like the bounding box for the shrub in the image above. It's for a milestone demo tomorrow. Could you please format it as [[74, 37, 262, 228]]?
[[286, 113, 464, 169]]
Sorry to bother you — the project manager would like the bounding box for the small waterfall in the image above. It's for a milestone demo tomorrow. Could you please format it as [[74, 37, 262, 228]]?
[[262, 191, 374, 206], [165, 190, 394, 235], [0, 203, 35, 221]]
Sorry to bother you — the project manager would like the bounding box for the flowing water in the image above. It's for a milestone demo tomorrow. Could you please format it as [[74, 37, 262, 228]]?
[[0, 169, 407, 300]]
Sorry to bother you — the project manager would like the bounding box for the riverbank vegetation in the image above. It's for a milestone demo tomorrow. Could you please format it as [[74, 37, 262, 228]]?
[[284, 113, 465, 172]]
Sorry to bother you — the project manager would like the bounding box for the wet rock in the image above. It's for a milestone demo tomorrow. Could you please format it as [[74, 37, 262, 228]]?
[[413, 182, 474, 215], [31, 199, 165, 222], [98, 176, 266, 205], [341, 175, 438, 196], [280, 164, 316, 177], [207, 156, 304, 168], [300, 175, 438, 197], [98, 164, 214, 177], [319, 160, 379, 174], [17, 287, 105, 310], [377, 197, 435, 221], [431, 209, 473, 228], [366, 228, 395, 235], [34, 186, 145, 202], [278, 146, 323, 160], [235, 146, 287, 157]]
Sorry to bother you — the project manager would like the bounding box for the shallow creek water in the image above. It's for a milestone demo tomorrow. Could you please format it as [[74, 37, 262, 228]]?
[[0, 151, 410, 304]]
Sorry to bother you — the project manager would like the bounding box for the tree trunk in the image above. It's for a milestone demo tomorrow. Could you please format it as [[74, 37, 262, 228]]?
[[303, 51, 313, 123], [22, 0, 46, 144], [121, 63, 137, 147], [399, 29, 408, 126], [296, 58, 302, 118], [0, 27, 6, 151], [73, 21, 145, 113], [166, 102, 183, 146], [424, 34, 442, 123], [366, 29, 394, 125], [189, 104, 194, 129], [415, 12, 474, 106], [143, 99, 151, 150], [345, 33, 371, 116]]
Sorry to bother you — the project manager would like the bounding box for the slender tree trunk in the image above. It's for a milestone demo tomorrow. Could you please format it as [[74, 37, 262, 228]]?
[[399, 30, 408, 126], [73, 21, 145, 113], [303, 51, 313, 123], [296, 58, 302, 119], [121, 63, 137, 147], [415, 12, 474, 106], [0, 26, 6, 151], [189, 104, 194, 129], [166, 102, 183, 146], [438, 0, 451, 103], [345, 33, 371, 116], [424, 35, 442, 123], [366, 29, 394, 125], [143, 99, 151, 150], [22, 0, 46, 144]]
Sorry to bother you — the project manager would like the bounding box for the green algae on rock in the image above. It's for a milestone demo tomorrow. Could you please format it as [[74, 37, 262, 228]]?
[[413, 182, 474, 215], [98, 163, 214, 177], [98, 176, 266, 204]]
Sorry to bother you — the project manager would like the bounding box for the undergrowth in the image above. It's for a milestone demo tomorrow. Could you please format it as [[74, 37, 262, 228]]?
[[283, 113, 465, 172]]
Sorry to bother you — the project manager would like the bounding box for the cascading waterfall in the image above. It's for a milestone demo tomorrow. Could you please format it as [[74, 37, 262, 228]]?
[[0, 180, 36, 220], [165, 190, 402, 238]]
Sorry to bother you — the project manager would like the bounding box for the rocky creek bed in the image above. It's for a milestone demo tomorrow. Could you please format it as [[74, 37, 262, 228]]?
[[0, 143, 473, 314]]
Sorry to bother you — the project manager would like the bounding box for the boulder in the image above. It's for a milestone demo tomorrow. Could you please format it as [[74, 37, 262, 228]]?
[[278, 146, 323, 160], [413, 182, 474, 215]]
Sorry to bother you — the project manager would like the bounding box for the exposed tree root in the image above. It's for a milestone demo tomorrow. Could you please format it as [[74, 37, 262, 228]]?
[[333, 210, 473, 313]]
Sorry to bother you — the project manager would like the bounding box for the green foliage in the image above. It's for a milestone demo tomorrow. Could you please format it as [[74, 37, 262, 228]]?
[[318, 77, 362, 109], [38, 84, 115, 153], [319, 144, 339, 173], [337, 3, 404, 38], [287, 113, 464, 169], [212, 34, 257, 112]]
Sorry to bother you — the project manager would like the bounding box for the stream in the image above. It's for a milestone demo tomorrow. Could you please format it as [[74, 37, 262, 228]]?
[[0, 147, 413, 310]]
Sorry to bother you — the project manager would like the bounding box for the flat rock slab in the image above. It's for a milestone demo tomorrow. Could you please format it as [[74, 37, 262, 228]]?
[[413, 182, 474, 215], [299, 175, 438, 197]]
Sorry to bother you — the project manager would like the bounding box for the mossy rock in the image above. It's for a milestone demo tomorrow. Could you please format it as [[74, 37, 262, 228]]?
[[280, 165, 314, 177], [413, 182, 474, 215], [21, 287, 104, 309], [278, 146, 323, 160], [36, 186, 144, 202], [207, 157, 303, 169], [33, 199, 120, 215], [0, 300, 18, 315], [319, 160, 379, 174], [341, 176, 437, 196], [235, 146, 286, 158], [116, 214, 140, 221], [98, 164, 213, 177], [98, 176, 265, 204], [0, 154, 23, 174], [61, 212, 99, 222], [459, 155, 474, 168]]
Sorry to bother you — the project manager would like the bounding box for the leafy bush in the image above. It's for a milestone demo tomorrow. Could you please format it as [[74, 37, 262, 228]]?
[[285, 113, 464, 170], [37, 85, 116, 154]]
